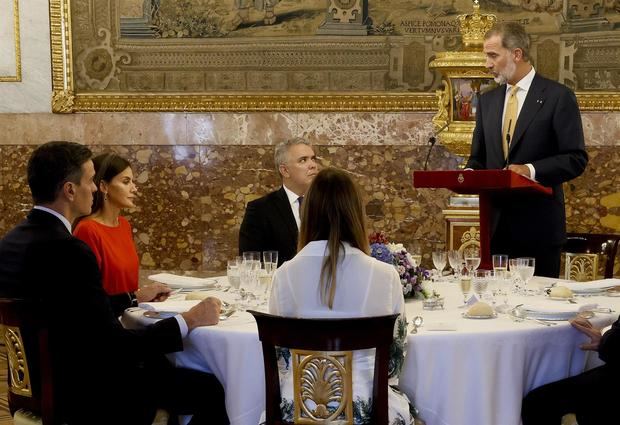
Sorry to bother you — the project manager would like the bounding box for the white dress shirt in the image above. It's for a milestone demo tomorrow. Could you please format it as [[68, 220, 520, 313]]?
[[282, 184, 303, 229], [502, 66, 537, 180]]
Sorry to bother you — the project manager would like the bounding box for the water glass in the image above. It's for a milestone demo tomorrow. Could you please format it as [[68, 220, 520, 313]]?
[[516, 257, 536, 292], [492, 254, 509, 274], [227, 260, 241, 290], [472, 269, 490, 300], [464, 252, 481, 275]]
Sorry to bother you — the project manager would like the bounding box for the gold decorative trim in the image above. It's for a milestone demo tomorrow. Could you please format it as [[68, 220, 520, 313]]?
[[70, 92, 438, 112], [292, 349, 353, 424], [0, 0, 22, 82], [576, 92, 620, 111], [3, 326, 32, 397], [48, 0, 620, 113]]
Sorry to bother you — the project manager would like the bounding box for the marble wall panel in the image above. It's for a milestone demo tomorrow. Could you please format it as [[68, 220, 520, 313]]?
[[83, 113, 189, 146], [2, 143, 615, 274]]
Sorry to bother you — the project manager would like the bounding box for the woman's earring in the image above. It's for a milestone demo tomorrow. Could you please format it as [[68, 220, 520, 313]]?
[[104, 193, 108, 201]]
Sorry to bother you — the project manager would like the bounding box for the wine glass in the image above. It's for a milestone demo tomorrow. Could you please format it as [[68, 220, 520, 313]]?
[[448, 250, 463, 278], [432, 251, 447, 280], [472, 270, 490, 301], [464, 249, 481, 276], [516, 257, 535, 293], [495, 270, 513, 313]]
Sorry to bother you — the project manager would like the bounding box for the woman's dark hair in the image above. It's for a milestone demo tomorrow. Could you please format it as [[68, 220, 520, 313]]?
[[90, 153, 131, 214], [298, 167, 369, 309]]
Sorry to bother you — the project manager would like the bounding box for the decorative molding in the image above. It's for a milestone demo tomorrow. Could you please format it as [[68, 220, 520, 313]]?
[[48, 0, 620, 113], [0, 0, 21, 82]]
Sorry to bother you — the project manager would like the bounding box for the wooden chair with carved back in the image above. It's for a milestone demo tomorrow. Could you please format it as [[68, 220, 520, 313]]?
[[563, 233, 620, 281], [248, 310, 399, 425], [0, 298, 59, 425]]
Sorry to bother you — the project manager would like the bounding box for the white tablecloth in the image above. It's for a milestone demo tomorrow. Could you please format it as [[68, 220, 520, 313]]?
[[122, 278, 620, 425]]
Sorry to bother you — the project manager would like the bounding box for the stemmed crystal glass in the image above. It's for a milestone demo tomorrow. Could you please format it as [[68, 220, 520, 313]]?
[[448, 250, 463, 278], [432, 251, 447, 280], [460, 274, 472, 306], [464, 249, 481, 276], [492, 254, 509, 275], [472, 270, 490, 301], [516, 257, 536, 293]]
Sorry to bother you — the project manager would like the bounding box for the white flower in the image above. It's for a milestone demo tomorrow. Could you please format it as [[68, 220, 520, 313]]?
[[397, 265, 406, 274], [387, 242, 405, 253]]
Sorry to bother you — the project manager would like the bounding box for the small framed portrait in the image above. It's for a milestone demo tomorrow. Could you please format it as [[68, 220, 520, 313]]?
[[450, 78, 497, 122]]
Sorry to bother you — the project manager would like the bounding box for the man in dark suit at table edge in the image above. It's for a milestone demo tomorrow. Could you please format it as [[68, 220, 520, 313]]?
[[0, 141, 229, 425], [239, 137, 319, 266], [465, 22, 588, 278]]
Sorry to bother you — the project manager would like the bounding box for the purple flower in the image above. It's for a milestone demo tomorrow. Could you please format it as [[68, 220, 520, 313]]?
[[370, 243, 394, 264]]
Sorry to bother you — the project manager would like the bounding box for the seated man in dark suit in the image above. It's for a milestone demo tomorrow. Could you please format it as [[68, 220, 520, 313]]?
[[522, 316, 620, 425], [239, 137, 318, 266], [0, 141, 229, 425]]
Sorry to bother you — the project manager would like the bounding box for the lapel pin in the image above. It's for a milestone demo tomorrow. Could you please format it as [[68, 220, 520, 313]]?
[[536, 99, 544, 104]]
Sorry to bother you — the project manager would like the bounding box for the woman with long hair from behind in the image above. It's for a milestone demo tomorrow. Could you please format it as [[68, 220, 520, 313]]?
[[268, 167, 415, 424], [74, 153, 170, 317]]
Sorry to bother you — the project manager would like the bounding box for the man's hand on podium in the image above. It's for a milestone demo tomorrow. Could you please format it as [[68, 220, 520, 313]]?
[[507, 164, 531, 178]]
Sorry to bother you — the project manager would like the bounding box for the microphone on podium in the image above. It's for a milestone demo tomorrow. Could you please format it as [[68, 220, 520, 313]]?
[[423, 122, 451, 171]]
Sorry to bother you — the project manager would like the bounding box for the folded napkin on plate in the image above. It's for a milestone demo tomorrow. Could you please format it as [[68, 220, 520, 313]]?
[[140, 300, 201, 313], [531, 276, 573, 286], [148, 273, 217, 288], [521, 301, 597, 314], [564, 279, 620, 292]]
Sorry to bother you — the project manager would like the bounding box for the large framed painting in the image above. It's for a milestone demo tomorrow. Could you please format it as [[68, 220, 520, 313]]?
[[0, 0, 21, 82], [50, 0, 620, 112]]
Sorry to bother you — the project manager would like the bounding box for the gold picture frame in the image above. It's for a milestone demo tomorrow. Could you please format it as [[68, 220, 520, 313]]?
[[0, 0, 21, 82], [49, 0, 620, 113]]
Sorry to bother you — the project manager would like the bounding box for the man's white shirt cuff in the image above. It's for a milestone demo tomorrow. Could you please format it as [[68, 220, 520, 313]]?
[[175, 315, 189, 337]]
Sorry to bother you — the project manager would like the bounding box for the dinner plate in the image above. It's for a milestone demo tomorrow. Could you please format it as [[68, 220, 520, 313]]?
[[546, 296, 576, 301], [605, 287, 620, 297], [518, 309, 579, 321], [462, 312, 497, 319]]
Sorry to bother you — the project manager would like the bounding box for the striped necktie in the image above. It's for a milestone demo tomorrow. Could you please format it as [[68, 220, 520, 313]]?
[[502, 85, 519, 160]]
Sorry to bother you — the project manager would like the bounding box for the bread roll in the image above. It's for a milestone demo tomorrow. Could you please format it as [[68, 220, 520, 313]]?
[[549, 286, 573, 298], [467, 301, 493, 316]]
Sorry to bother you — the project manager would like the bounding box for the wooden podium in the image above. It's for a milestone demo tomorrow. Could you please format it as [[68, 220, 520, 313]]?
[[413, 170, 552, 270]]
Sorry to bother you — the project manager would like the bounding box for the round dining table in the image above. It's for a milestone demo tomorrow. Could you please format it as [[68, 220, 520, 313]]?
[[122, 276, 620, 425]]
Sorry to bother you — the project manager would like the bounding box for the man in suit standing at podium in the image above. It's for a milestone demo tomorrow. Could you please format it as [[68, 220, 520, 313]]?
[[466, 22, 588, 278], [239, 138, 319, 266]]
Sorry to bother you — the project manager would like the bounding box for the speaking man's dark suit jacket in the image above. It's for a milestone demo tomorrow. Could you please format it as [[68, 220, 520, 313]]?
[[0, 209, 226, 425], [239, 187, 298, 266], [466, 73, 588, 273]]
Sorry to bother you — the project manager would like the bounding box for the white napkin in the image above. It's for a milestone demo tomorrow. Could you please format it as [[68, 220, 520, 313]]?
[[521, 300, 597, 314], [564, 279, 620, 292], [148, 273, 217, 289], [140, 300, 201, 313]]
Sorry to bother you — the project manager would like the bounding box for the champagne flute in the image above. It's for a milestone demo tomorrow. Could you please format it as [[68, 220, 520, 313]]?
[[227, 260, 241, 290], [460, 274, 472, 306]]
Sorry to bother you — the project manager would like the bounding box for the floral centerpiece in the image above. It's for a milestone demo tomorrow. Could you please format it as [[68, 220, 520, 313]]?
[[369, 232, 431, 298]]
